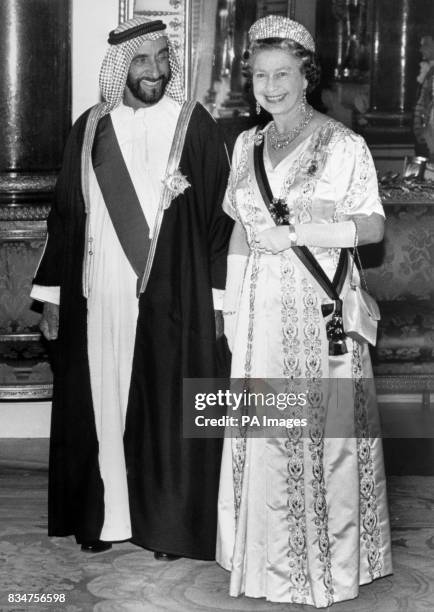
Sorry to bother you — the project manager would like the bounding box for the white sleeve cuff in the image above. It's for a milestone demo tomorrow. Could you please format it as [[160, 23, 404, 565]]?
[[212, 288, 224, 311], [30, 285, 60, 305]]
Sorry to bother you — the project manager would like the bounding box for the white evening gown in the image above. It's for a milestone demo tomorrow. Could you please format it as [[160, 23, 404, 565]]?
[[216, 120, 393, 607]]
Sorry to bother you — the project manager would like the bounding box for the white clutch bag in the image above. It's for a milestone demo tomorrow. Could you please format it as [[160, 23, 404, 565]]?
[[342, 224, 381, 346], [343, 282, 380, 346]]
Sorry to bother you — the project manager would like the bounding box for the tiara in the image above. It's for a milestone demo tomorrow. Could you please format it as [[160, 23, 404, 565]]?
[[249, 15, 315, 53]]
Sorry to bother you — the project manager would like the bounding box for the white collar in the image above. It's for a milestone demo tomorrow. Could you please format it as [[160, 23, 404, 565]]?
[[115, 95, 179, 118]]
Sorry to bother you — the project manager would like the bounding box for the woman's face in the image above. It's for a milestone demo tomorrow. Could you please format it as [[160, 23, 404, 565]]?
[[252, 47, 307, 119]]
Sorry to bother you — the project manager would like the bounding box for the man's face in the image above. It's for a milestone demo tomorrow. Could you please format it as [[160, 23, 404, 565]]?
[[420, 36, 434, 62], [125, 37, 170, 106]]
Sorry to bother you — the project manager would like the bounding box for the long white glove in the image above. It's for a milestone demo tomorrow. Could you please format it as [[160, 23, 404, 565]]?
[[223, 254, 247, 352], [294, 221, 356, 248], [254, 221, 356, 253]]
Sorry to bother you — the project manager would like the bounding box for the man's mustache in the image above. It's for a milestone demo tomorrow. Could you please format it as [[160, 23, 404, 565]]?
[[140, 75, 164, 84]]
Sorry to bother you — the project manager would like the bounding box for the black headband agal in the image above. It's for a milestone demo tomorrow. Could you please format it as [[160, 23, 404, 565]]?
[[108, 20, 167, 45]]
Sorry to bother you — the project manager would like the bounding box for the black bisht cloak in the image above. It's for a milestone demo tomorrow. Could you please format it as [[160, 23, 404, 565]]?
[[34, 102, 233, 559]]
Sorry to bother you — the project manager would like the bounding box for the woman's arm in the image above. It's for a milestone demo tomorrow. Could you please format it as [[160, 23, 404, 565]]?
[[255, 131, 385, 254], [254, 213, 384, 254], [295, 213, 384, 247]]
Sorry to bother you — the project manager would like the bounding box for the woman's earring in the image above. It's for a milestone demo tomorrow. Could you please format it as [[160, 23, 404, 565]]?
[[256, 101, 261, 115], [298, 90, 307, 114]]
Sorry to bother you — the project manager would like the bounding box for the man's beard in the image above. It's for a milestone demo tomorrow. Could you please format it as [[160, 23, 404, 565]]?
[[126, 72, 170, 105]]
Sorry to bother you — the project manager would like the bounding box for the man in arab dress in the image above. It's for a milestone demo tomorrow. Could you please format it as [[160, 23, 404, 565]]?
[[31, 17, 232, 560]]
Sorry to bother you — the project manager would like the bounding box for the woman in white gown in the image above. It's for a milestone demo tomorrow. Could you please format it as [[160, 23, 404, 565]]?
[[216, 15, 392, 608]]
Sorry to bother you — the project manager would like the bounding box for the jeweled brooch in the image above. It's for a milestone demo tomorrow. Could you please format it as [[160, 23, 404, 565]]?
[[163, 169, 191, 198], [269, 198, 290, 225], [253, 131, 265, 146], [307, 160, 318, 175]]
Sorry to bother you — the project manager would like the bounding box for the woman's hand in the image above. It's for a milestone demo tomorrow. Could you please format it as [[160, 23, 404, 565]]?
[[254, 226, 293, 254]]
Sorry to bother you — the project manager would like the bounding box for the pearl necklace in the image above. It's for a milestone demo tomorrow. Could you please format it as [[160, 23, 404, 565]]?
[[268, 106, 314, 150]]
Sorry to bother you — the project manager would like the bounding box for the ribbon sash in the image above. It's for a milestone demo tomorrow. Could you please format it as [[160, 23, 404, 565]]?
[[250, 134, 348, 303], [250, 133, 350, 354], [92, 114, 150, 282]]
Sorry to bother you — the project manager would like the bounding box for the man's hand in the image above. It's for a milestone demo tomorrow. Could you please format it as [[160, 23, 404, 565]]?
[[254, 227, 292, 254], [215, 310, 224, 340], [39, 302, 60, 341]]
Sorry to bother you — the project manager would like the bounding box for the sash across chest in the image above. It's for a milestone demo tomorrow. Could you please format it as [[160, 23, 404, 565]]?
[[92, 114, 151, 282]]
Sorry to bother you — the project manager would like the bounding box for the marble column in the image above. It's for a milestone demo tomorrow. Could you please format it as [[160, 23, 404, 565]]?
[[0, 0, 70, 177], [0, 0, 70, 399]]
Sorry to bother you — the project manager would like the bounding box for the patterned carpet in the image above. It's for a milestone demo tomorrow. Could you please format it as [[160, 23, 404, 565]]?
[[0, 467, 433, 612]]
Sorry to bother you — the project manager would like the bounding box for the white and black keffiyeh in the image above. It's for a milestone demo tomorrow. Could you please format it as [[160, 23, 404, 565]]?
[[99, 16, 185, 113]]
